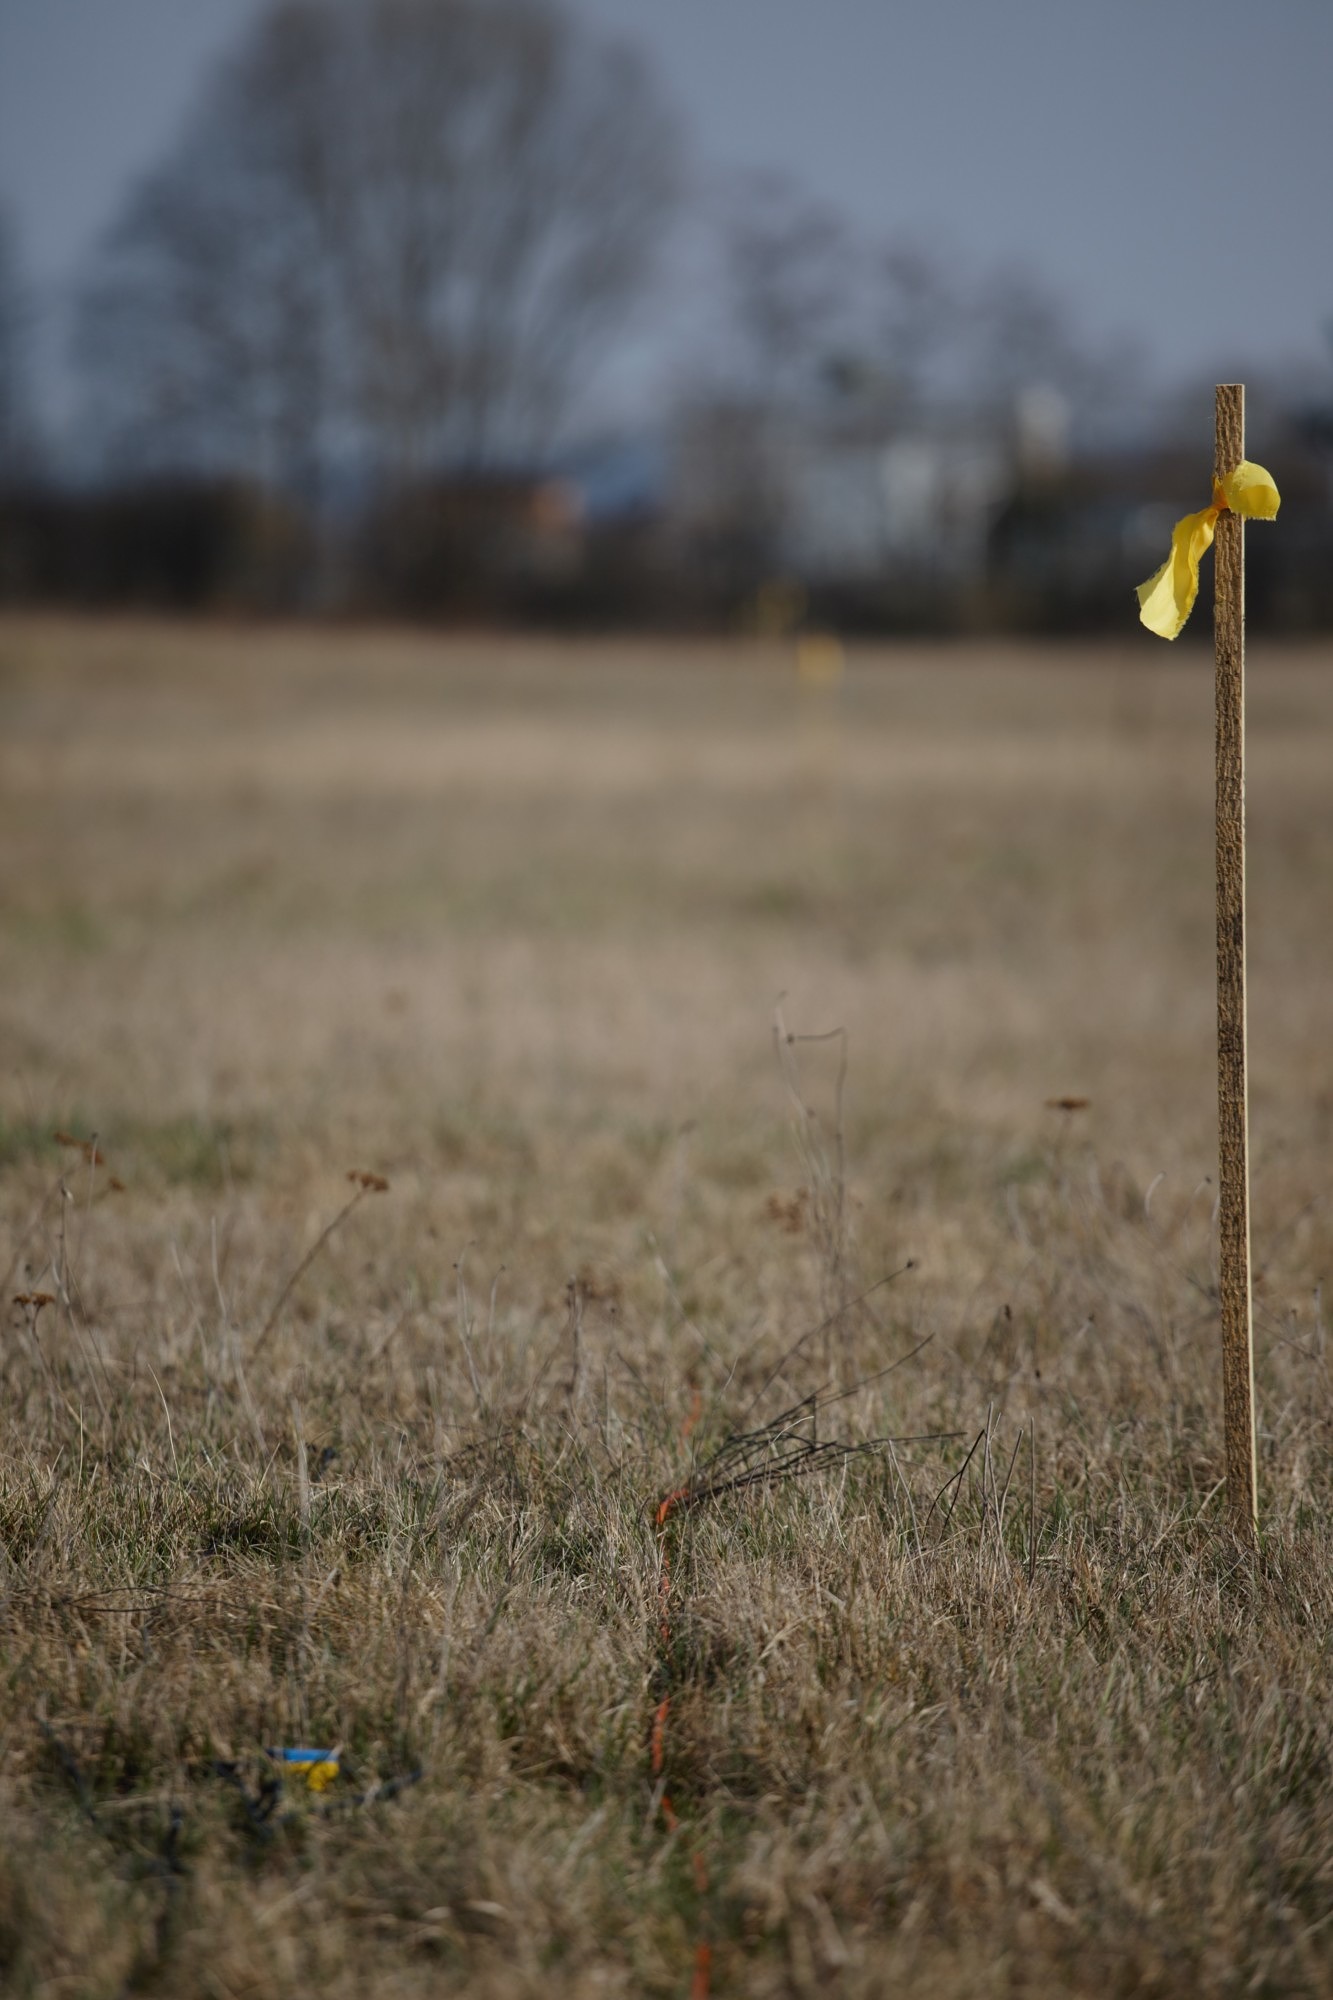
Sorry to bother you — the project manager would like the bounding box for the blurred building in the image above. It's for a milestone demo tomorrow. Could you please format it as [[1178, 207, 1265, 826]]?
[[671, 382, 1058, 624], [781, 427, 1010, 585]]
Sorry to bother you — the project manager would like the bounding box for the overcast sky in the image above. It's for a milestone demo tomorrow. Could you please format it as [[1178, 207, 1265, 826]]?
[[2, 0, 1331, 409]]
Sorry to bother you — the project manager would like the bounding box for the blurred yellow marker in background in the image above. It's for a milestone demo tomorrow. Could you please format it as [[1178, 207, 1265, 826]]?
[[1136, 459, 1279, 640], [795, 633, 845, 687]]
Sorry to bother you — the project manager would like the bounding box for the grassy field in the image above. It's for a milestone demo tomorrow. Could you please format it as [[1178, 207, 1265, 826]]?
[[2, 614, 1333, 1997]]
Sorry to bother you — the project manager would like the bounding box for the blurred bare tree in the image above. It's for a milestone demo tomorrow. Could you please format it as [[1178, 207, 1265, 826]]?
[[873, 240, 960, 407], [670, 173, 869, 602], [722, 172, 863, 402], [872, 240, 1138, 428], [967, 264, 1141, 427], [0, 209, 36, 486], [673, 187, 1149, 622], [76, 0, 679, 492]]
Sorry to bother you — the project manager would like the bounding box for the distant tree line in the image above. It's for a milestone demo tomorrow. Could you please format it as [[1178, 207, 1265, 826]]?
[[2, 0, 1332, 631]]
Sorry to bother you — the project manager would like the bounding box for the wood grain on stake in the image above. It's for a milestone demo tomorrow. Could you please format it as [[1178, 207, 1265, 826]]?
[[1214, 383, 1258, 1540]]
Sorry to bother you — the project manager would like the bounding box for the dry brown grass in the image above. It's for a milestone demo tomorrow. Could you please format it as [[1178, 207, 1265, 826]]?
[[2, 614, 1332, 1997]]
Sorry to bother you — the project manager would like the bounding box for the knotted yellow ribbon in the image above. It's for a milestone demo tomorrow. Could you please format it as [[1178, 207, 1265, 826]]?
[[1136, 460, 1280, 640]]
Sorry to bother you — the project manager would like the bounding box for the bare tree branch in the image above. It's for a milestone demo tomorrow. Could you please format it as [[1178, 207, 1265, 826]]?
[[75, 0, 680, 490]]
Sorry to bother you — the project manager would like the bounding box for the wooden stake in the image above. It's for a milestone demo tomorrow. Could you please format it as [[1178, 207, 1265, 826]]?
[[1214, 382, 1258, 1542]]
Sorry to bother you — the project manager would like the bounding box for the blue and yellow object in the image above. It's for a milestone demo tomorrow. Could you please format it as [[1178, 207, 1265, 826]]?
[[268, 1746, 341, 1792]]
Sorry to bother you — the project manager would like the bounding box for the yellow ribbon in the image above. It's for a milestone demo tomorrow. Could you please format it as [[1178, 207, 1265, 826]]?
[[1136, 460, 1280, 640]]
